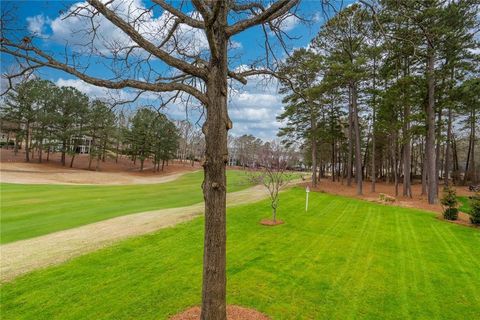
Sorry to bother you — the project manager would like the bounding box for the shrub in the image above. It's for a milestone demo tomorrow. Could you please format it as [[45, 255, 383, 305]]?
[[441, 186, 458, 221], [443, 208, 458, 220], [469, 193, 480, 225]]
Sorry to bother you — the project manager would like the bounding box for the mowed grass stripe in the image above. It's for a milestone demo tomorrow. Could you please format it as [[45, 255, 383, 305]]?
[[430, 223, 480, 305], [0, 170, 251, 243], [1, 188, 479, 319], [404, 209, 434, 318]]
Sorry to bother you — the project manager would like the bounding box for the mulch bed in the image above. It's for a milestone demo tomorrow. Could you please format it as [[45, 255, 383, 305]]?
[[436, 212, 480, 229], [260, 219, 284, 226], [169, 305, 270, 320]]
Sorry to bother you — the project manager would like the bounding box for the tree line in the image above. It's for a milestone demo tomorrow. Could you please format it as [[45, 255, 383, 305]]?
[[227, 134, 302, 169], [278, 0, 479, 204], [1, 79, 179, 171]]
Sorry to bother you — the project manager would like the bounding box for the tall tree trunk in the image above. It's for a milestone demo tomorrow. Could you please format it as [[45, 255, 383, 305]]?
[[347, 86, 353, 187], [14, 136, 19, 156], [403, 104, 412, 197], [25, 121, 30, 162], [371, 52, 377, 192], [311, 118, 318, 187], [115, 139, 120, 163], [392, 135, 399, 196], [61, 139, 67, 166], [38, 139, 43, 163], [352, 83, 362, 195], [421, 140, 427, 196], [471, 109, 476, 183], [88, 139, 94, 170], [463, 111, 473, 185], [312, 130, 318, 187], [363, 132, 370, 182], [102, 140, 107, 162], [435, 106, 442, 194], [463, 107, 477, 184], [426, 49, 437, 204], [445, 106, 452, 186], [70, 154, 76, 168], [402, 60, 412, 197], [331, 140, 335, 182], [201, 6, 228, 319], [453, 134, 459, 183], [371, 107, 376, 192]]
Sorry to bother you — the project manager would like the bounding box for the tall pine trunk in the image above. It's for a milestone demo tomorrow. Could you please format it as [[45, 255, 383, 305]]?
[[25, 121, 30, 162], [445, 106, 452, 186], [347, 87, 353, 187], [371, 101, 376, 192], [351, 82, 362, 195], [403, 104, 412, 197], [421, 140, 427, 196], [61, 139, 67, 166], [426, 49, 437, 204], [435, 107, 442, 194], [311, 118, 318, 187]]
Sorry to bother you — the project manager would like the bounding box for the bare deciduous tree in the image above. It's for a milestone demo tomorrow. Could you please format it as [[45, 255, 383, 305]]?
[[248, 142, 295, 223], [1, 1, 301, 318]]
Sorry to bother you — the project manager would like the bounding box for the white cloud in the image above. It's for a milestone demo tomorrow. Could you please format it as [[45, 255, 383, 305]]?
[[27, 14, 49, 36], [26, 1, 287, 139], [55, 78, 134, 101], [31, 0, 209, 57], [228, 77, 284, 139], [277, 14, 300, 32]]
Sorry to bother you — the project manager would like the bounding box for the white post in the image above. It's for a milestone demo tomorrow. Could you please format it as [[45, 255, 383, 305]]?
[[305, 186, 310, 212]]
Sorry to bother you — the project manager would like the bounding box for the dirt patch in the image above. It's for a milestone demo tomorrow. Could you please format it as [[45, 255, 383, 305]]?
[[169, 305, 270, 320], [260, 219, 284, 226], [309, 179, 477, 227], [1, 149, 201, 172], [1, 150, 199, 185]]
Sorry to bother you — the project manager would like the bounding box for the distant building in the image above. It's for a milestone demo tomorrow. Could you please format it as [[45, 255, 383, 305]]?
[[0, 120, 20, 146], [71, 136, 93, 154]]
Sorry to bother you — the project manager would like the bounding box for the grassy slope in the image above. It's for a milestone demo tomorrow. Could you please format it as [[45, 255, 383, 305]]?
[[0, 170, 251, 243], [2, 188, 479, 319]]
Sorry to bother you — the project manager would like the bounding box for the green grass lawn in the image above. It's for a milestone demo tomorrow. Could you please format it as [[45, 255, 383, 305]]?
[[2, 187, 479, 319], [0, 170, 251, 244], [458, 196, 471, 213]]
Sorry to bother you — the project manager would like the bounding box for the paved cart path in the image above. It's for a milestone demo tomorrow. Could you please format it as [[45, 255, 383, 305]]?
[[0, 184, 280, 282]]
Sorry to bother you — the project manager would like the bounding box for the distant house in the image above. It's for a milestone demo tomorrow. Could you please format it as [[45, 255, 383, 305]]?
[[1, 119, 93, 154], [0, 120, 20, 147], [71, 136, 93, 154]]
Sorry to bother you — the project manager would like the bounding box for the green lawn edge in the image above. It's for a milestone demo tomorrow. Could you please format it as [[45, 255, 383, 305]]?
[[2, 187, 479, 319]]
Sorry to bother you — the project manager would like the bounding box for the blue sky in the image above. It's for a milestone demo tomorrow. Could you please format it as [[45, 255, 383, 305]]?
[[1, 0, 352, 140]]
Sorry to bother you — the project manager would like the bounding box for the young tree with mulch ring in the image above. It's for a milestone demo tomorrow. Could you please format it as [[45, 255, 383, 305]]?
[[248, 142, 295, 226]]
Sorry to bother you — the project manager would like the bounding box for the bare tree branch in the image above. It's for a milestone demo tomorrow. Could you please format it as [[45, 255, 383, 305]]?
[[1, 41, 208, 104], [87, 0, 207, 79], [226, 0, 300, 36], [151, 0, 205, 29]]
